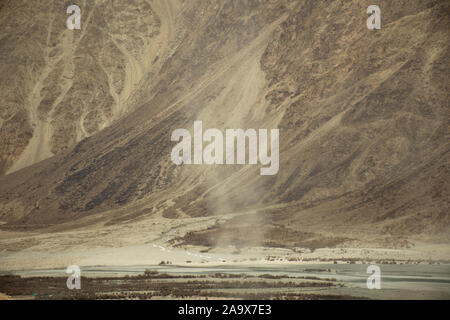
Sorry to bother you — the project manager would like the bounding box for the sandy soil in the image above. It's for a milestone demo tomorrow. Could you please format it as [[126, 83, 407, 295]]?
[[1, 211, 449, 272]]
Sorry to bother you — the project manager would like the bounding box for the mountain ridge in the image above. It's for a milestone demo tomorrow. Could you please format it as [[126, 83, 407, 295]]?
[[0, 0, 449, 253]]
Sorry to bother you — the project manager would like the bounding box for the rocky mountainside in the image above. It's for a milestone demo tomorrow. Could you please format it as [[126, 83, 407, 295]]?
[[0, 0, 162, 174], [0, 0, 448, 250]]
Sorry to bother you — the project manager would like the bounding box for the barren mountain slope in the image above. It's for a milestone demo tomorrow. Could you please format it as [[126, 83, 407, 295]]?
[[0, 0, 449, 254], [0, 0, 165, 174]]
